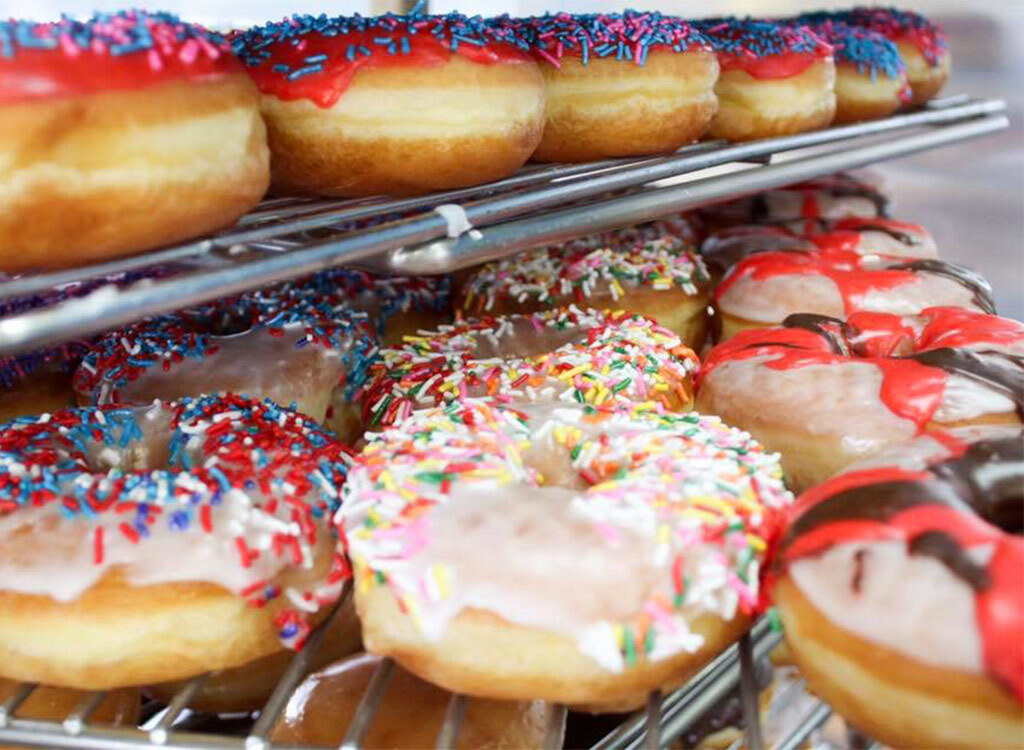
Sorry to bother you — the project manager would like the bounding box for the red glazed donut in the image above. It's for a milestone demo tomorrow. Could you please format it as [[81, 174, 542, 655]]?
[[695, 308, 1024, 490], [0, 12, 269, 273], [714, 248, 995, 341], [773, 425, 1021, 748], [232, 13, 544, 197], [693, 19, 835, 142]]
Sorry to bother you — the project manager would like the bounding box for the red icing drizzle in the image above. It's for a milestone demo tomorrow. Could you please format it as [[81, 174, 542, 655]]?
[[699, 325, 947, 429], [718, 49, 824, 79], [714, 248, 920, 314], [237, 23, 531, 109], [0, 16, 240, 105], [913, 306, 1024, 353], [783, 462, 1024, 701]]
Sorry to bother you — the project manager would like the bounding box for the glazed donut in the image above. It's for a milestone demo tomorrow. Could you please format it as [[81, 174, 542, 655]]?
[[692, 19, 835, 142], [361, 307, 699, 429], [714, 248, 995, 340], [297, 268, 452, 346], [458, 224, 712, 350], [0, 680, 138, 743], [814, 8, 951, 106], [701, 216, 938, 277], [795, 19, 910, 122], [773, 426, 1022, 748], [699, 172, 888, 230], [695, 308, 1024, 490], [493, 12, 718, 162], [0, 394, 353, 690], [232, 13, 544, 197], [0, 348, 82, 423], [0, 12, 269, 273], [341, 399, 793, 710], [73, 285, 377, 443], [147, 592, 361, 714], [272, 652, 553, 748]]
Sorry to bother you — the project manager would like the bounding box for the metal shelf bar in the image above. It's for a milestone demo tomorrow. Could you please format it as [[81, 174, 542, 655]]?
[[339, 659, 394, 750], [0, 684, 36, 728], [434, 695, 467, 750], [738, 634, 764, 750], [776, 703, 834, 750], [149, 676, 208, 745]]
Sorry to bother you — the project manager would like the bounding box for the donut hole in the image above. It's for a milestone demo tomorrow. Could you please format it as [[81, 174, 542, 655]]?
[[79, 408, 174, 473]]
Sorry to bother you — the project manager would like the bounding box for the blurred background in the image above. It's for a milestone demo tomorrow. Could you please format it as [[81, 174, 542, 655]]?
[[4, 0, 1021, 318]]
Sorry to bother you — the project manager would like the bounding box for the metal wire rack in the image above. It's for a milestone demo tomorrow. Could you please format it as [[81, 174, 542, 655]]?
[[0, 94, 1007, 357], [0, 95, 1008, 749]]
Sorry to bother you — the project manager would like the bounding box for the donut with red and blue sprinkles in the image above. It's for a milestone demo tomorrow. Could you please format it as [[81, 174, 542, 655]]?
[[232, 11, 545, 197], [795, 18, 911, 122], [692, 17, 836, 141], [490, 11, 719, 161], [800, 8, 950, 105], [340, 398, 793, 709], [73, 284, 378, 443], [0, 10, 269, 272], [0, 393, 354, 689]]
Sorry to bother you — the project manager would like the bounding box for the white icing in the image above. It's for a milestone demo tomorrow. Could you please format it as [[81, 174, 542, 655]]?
[[434, 204, 482, 240], [852, 270, 983, 315], [853, 229, 938, 259], [718, 273, 845, 322], [790, 540, 985, 673], [932, 373, 1018, 423]]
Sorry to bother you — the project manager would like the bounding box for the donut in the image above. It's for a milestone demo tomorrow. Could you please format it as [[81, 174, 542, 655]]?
[[458, 224, 712, 350], [340, 399, 793, 710], [271, 652, 553, 748], [361, 307, 699, 429], [232, 13, 544, 197], [691, 19, 835, 142], [699, 172, 888, 230], [714, 248, 996, 340], [773, 425, 1022, 748], [146, 591, 361, 714], [795, 19, 910, 122], [297, 268, 452, 346], [0, 346, 83, 423], [0, 680, 139, 741], [0, 394, 353, 690], [0, 12, 269, 273], [492, 12, 718, 162], [72, 284, 378, 443], [695, 307, 1024, 490], [813, 8, 951, 106], [701, 216, 938, 277]]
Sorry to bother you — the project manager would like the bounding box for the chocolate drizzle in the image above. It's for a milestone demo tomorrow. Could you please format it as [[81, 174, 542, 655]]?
[[905, 348, 1024, 417], [782, 313, 855, 356], [890, 259, 997, 314], [701, 235, 814, 276], [785, 433, 1024, 589]]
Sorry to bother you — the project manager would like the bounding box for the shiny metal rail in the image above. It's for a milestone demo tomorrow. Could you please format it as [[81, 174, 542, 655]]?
[[0, 96, 1006, 357]]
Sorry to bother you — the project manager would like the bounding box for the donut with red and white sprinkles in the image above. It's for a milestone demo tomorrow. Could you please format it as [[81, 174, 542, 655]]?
[[0, 394, 353, 689]]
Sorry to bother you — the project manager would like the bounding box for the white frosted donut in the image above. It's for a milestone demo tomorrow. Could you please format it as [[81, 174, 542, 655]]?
[[0, 394, 353, 690], [340, 399, 793, 710]]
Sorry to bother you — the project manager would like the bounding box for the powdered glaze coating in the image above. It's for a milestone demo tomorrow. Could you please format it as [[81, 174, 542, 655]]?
[[0, 394, 354, 647], [0, 11, 241, 105], [340, 400, 793, 672], [361, 307, 699, 428]]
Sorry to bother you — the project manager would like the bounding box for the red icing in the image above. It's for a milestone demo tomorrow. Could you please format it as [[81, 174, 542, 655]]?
[[913, 306, 1024, 353], [240, 29, 531, 109], [0, 19, 240, 105], [783, 463, 1024, 701], [718, 49, 824, 79], [714, 248, 920, 314]]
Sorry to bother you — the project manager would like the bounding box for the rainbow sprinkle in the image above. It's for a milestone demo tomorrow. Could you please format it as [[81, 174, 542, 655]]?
[[340, 399, 793, 671]]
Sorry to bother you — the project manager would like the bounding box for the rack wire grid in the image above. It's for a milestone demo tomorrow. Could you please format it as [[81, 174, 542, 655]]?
[[0, 94, 1008, 357], [0, 94, 1007, 749]]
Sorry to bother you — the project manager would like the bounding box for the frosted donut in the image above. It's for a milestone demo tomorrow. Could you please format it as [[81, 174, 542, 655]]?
[[695, 308, 1024, 490], [361, 307, 699, 429], [271, 652, 553, 748], [232, 13, 544, 197], [73, 285, 377, 443], [699, 173, 888, 230], [458, 225, 712, 350], [714, 248, 995, 341], [773, 426, 1022, 748], [494, 12, 718, 162], [701, 216, 938, 277], [796, 19, 910, 122], [823, 8, 951, 106], [147, 592, 362, 714], [0, 394, 353, 690], [692, 19, 835, 142], [0, 12, 269, 273], [297, 268, 452, 346], [340, 399, 793, 710]]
